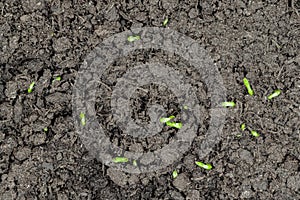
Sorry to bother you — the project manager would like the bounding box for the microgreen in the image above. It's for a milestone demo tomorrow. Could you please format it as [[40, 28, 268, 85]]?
[[240, 123, 246, 131], [250, 130, 260, 137], [222, 101, 236, 107], [243, 78, 254, 96], [127, 35, 140, 42], [133, 160, 137, 166], [195, 161, 213, 170], [163, 18, 169, 26], [267, 89, 281, 100], [27, 82, 35, 93], [79, 112, 86, 126], [183, 105, 188, 110], [159, 115, 175, 123], [43, 127, 48, 132], [166, 121, 182, 129], [172, 170, 178, 179], [112, 157, 128, 163]]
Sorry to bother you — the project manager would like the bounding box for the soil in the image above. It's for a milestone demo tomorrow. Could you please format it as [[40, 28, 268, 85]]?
[[0, 0, 300, 199]]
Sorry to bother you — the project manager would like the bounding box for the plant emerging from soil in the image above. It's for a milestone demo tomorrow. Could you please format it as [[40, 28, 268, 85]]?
[[27, 81, 35, 93], [160, 115, 182, 129], [267, 89, 281, 100], [172, 170, 178, 179], [243, 77, 254, 96], [195, 161, 213, 170], [250, 130, 260, 137], [127, 35, 140, 42], [163, 18, 169, 26], [79, 112, 86, 126], [112, 157, 128, 163], [222, 101, 236, 107]]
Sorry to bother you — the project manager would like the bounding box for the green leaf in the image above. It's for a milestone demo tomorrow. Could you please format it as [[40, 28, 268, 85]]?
[[240, 123, 246, 131], [221, 101, 236, 107], [127, 35, 140, 42], [166, 121, 182, 129], [27, 82, 35, 93], [79, 112, 86, 126], [267, 89, 281, 100], [172, 170, 178, 179], [163, 18, 169, 26], [243, 78, 254, 96], [195, 161, 213, 170], [251, 130, 260, 137], [43, 127, 48, 132], [133, 160, 137, 166], [112, 157, 128, 163], [160, 115, 175, 123]]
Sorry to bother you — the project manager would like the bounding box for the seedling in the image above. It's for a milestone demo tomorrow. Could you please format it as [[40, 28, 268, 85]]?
[[112, 157, 128, 163], [163, 18, 169, 26], [79, 112, 86, 126], [267, 89, 281, 100], [166, 121, 182, 129], [133, 160, 137, 166], [43, 127, 48, 132], [172, 170, 178, 179], [251, 130, 260, 137], [195, 161, 213, 170], [240, 123, 246, 131], [183, 105, 188, 110], [222, 101, 236, 107], [127, 35, 140, 42], [27, 82, 35, 93], [160, 115, 175, 123], [243, 78, 254, 96]]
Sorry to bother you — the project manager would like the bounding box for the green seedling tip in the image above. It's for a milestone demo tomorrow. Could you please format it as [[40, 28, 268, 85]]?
[[55, 76, 61, 81], [243, 78, 254, 96], [240, 123, 246, 131], [183, 105, 188, 110], [222, 101, 236, 107], [163, 18, 169, 26], [112, 157, 128, 163], [133, 160, 137, 166], [195, 161, 213, 170], [251, 130, 260, 137], [267, 89, 281, 100], [166, 121, 182, 129], [172, 170, 178, 179], [28, 82, 35, 93], [127, 35, 140, 42], [160, 115, 175, 123], [43, 127, 48, 132], [79, 112, 86, 126]]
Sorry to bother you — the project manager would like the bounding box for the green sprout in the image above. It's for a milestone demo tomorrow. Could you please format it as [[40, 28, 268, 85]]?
[[243, 78, 254, 96], [240, 123, 246, 131], [267, 89, 281, 100], [183, 105, 188, 110], [27, 82, 35, 93], [195, 161, 213, 170], [112, 157, 128, 163], [222, 101, 236, 107], [166, 121, 182, 129], [160, 115, 175, 123], [79, 112, 86, 126], [43, 127, 48, 132], [133, 160, 137, 166], [127, 35, 140, 42], [172, 170, 178, 179], [251, 130, 260, 137], [52, 76, 61, 83], [163, 18, 169, 26]]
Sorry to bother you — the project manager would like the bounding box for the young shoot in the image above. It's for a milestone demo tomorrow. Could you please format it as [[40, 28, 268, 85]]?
[[243, 78, 254, 96], [160, 115, 175, 123], [267, 89, 281, 100], [166, 121, 182, 129], [112, 157, 128, 163], [172, 170, 178, 179], [163, 18, 169, 26], [127, 35, 140, 42], [183, 105, 188, 110], [27, 82, 35, 93], [251, 130, 260, 137], [195, 161, 213, 170], [133, 160, 137, 166], [240, 123, 246, 131], [222, 101, 236, 107], [79, 112, 86, 126], [43, 127, 48, 132]]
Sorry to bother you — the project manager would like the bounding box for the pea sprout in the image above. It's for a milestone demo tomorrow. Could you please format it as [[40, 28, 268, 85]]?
[[160, 115, 175, 123], [183, 105, 188, 110], [195, 161, 213, 170], [133, 160, 137, 166], [267, 89, 281, 100], [127, 35, 140, 42], [166, 121, 182, 129], [222, 101, 236, 107], [240, 123, 246, 131], [27, 82, 35, 93], [43, 127, 48, 132], [243, 78, 254, 96], [112, 157, 128, 163], [163, 18, 169, 26], [172, 170, 178, 179], [251, 130, 260, 137], [79, 112, 86, 126]]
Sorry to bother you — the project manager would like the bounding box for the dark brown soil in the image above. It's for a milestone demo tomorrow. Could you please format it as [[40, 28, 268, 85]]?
[[0, 0, 299, 199]]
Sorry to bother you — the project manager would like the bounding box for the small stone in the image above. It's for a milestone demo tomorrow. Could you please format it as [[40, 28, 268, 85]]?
[[172, 173, 191, 191]]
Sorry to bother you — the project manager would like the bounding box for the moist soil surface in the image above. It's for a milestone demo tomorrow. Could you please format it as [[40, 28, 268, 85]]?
[[1, 0, 300, 199]]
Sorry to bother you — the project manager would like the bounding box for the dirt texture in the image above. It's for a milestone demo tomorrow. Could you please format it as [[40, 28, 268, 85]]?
[[0, 0, 300, 199]]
